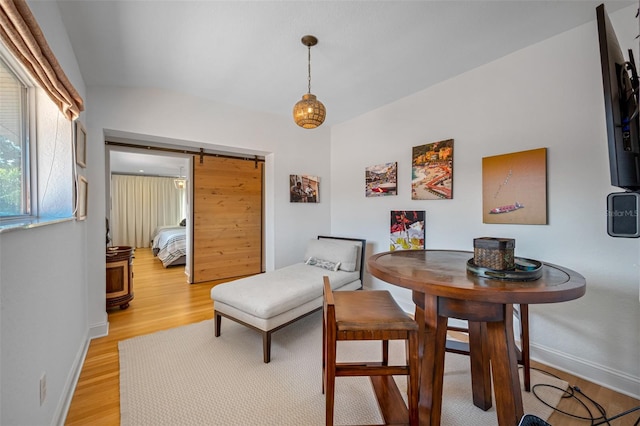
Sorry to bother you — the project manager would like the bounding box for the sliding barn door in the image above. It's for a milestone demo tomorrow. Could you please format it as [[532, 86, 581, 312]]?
[[192, 156, 263, 283]]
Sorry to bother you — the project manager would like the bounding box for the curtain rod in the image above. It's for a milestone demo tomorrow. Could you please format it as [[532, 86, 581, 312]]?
[[111, 172, 179, 178], [105, 140, 265, 163]]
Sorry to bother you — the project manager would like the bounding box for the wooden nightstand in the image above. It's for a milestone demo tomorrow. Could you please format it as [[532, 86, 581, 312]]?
[[106, 246, 134, 309]]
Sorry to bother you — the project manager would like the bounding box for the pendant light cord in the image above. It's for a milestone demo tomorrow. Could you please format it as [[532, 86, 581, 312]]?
[[307, 45, 312, 94]]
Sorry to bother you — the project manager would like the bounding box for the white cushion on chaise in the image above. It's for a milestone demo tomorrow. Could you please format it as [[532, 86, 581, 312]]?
[[211, 263, 359, 319], [210, 236, 365, 363]]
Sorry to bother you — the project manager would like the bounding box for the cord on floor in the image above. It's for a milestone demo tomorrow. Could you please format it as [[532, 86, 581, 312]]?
[[522, 365, 640, 426]]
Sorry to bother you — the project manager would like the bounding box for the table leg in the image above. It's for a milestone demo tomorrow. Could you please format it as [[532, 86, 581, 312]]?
[[414, 292, 448, 426], [468, 321, 492, 410], [486, 304, 524, 425]]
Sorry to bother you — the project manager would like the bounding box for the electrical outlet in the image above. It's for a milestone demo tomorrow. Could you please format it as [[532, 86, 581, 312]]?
[[39, 373, 46, 406]]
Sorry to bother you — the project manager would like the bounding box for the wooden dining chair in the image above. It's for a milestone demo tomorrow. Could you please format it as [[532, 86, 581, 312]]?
[[446, 304, 531, 391], [322, 276, 419, 426]]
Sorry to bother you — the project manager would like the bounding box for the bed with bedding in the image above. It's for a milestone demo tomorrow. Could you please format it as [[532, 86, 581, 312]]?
[[210, 235, 366, 362], [151, 225, 187, 267]]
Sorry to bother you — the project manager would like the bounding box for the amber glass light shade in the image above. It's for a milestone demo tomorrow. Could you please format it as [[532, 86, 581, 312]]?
[[293, 93, 326, 129]]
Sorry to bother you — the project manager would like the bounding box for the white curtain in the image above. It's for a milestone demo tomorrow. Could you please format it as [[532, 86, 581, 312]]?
[[111, 175, 185, 248]]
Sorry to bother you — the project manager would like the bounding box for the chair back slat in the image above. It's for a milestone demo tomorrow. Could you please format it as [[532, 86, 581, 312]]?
[[323, 276, 335, 306]]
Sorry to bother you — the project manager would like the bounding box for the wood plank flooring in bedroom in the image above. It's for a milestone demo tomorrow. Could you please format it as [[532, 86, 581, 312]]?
[[64, 248, 639, 425]]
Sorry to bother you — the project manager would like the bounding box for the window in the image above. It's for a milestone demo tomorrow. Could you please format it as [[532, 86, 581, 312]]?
[[0, 2, 83, 230], [0, 56, 29, 218], [0, 45, 74, 230]]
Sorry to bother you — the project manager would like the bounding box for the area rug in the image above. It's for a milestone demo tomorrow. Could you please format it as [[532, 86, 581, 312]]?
[[119, 311, 567, 425]]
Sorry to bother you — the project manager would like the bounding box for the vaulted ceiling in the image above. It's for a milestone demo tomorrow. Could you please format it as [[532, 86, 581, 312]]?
[[57, 0, 635, 128]]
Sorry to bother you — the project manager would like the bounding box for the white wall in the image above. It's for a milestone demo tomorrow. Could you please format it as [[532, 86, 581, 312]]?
[[2, 3, 638, 425], [330, 6, 640, 398], [0, 2, 88, 425]]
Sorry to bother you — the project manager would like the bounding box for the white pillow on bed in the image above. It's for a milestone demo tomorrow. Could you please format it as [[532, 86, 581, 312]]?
[[304, 239, 359, 272]]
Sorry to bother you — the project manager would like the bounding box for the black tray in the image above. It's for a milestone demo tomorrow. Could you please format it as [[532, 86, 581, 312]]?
[[466, 257, 543, 281]]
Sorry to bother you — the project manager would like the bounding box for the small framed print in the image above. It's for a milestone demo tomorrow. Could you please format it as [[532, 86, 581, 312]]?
[[76, 176, 88, 220], [290, 174, 319, 203], [390, 210, 425, 250], [75, 120, 87, 168], [366, 162, 397, 197]]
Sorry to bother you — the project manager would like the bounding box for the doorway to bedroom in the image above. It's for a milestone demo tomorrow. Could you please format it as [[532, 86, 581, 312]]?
[[107, 147, 191, 276], [106, 141, 265, 284]]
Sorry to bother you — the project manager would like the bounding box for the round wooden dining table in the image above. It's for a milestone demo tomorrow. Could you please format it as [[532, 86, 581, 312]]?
[[367, 249, 586, 426]]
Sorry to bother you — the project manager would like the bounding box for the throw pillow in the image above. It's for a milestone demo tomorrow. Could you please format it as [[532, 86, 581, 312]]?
[[306, 257, 341, 271]]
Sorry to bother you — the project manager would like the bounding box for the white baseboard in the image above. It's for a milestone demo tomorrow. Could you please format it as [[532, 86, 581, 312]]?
[[90, 319, 109, 339], [55, 320, 109, 425], [531, 342, 640, 399], [54, 332, 91, 426]]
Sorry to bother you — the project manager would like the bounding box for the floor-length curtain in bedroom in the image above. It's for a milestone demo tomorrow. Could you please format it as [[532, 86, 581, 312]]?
[[111, 174, 185, 248]]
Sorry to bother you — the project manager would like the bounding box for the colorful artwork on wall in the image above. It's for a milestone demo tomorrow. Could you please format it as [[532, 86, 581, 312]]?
[[390, 210, 425, 250], [482, 148, 547, 224], [290, 174, 319, 203], [365, 162, 397, 197], [411, 139, 453, 200]]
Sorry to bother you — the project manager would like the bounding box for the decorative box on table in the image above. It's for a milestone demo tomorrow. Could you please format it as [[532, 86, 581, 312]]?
[[473, 237, 515, 271]]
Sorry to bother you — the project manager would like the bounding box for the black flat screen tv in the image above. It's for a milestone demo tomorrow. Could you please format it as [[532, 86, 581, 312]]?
[[596, 4, 640, 191]]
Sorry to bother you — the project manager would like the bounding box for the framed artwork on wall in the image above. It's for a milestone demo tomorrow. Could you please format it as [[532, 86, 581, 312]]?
[[482, 147, 547, 225], [411, 139, 453, 200], [75, 120, 87, 168], [290, 174, 319, 203], [76, 175, 88, 220], [365, 162, 397, 197], [390, 210, 425, 250]]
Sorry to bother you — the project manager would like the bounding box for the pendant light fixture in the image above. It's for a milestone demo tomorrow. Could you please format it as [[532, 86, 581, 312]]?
[[293, 35, 326, 129], [174, 166, 187, 190]]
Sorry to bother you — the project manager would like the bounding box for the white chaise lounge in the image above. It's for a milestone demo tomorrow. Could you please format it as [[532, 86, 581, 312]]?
[[210, 236, 366, 363]]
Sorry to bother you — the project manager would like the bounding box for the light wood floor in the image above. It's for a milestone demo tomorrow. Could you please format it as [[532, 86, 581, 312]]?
[[64, 248, 639, 425]]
